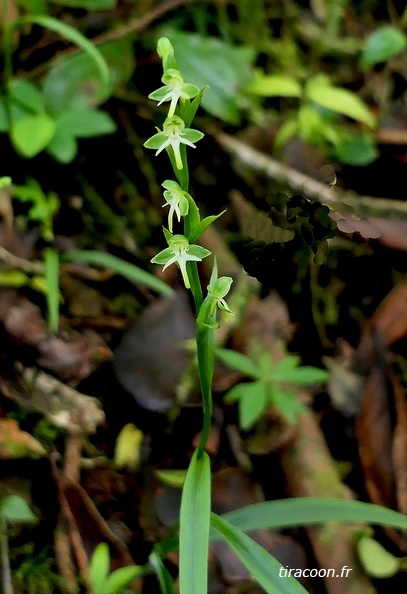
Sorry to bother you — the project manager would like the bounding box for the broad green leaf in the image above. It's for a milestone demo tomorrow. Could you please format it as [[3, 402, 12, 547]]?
[[8, 79, 44, 113], [221, 498, 407, 533], [216, 348, 259, 378], [361, 26, 407, 68], [0, 96, 9, 132], [179, 450, 211, 594], [44, 248, 60, 333], [335, 133, 378, 165], [210, 513, 307, 594], [162, 30, 255, 124], [102, 566, 142, 594], [357, 536, 400, 578], [244, 74, 302, 98], [43, 39, 133, 115], [0, 495, 37, 523], [62, 251, 174, 297], [306, 85, 375, 128], [89, 543, 110, 594], [149, 552, 177, 594], [14, 15, 109, 89], [55, 108, 116, 138], [11, 114, 56, 157], [239, 382, 268, 429], [46, 128, 78, 163], [274, 118, 299, 149]]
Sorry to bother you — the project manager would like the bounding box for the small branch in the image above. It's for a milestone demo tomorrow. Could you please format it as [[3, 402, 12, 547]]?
[[215, 131, 407, 220], [0, 516, 13, 594]]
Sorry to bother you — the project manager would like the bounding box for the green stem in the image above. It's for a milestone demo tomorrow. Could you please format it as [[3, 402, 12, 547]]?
[[44, 247, 60, 333], [2, 0, 13, 86], [196, 303, 216, 459], [187, 261, 203, 313]]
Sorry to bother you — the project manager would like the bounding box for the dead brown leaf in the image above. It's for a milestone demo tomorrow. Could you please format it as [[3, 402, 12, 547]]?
[[0, 418, 46, 458]]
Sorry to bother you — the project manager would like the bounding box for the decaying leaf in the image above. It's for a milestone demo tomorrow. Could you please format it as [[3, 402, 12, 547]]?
[[0, 418, 46, 458]]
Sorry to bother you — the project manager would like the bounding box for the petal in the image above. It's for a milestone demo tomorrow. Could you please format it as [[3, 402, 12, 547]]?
[[182, 129, 204, 143], [187, 245, 211, 259], [151, 247, 174, 265], [148, 86, 172, 101], [155, 138, 171, 156]]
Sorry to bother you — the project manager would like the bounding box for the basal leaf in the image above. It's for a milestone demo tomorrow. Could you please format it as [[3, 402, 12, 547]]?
[[8, 79, 44, 113], [55, 108, 116, 138], [306, 85, 375, 128], [244, 74, 302, 98], [210, 513, 307, 594], [0, 495, 37, 523], [89, 543, 110, 594], [179, 450, 211, 594], [221, 498, 407, 533], [216, 348, 259, 378]]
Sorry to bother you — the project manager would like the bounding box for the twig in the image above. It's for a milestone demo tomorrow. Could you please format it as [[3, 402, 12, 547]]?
[[0, 516, 13, 594], [215, 131, 407, 220]]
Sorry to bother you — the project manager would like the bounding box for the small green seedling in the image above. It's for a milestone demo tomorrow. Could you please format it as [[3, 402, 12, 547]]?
[[217, 347, 329, 429], [89, 543, 142, 594]]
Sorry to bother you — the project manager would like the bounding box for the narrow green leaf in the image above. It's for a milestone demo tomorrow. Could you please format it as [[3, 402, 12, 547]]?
[[210, 513, 307, 594], [44, 248, 60, 333], [101, 566, 142, 594], [89, 543, 110, 594], [0, 495, 37, 523], [149, 552, 177, 594], [14, 15, 109, 88], [216, 348, 259, 378], [62, 251, 174, 297], [11, 114, 56, 157], [179, 450, 211, 594], [188, 211, 226, 244], [51, 0, 116, 8], [361, 26, 407, 68], [221, 498, 407, 533]]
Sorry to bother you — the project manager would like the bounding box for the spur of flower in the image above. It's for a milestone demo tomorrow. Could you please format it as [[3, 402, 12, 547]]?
[[144, 116, 204, 170], [149, 68, 200, 117], [151, 234, 210, 289], [161, 180, 190, 232]]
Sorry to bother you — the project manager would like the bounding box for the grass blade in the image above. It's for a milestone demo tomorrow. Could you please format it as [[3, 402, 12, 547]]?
[[63, 250, 174, 296], [150, 551, 177, 594], [44, 247, 59, 333], [210, 513, 307, 594], [179, 450, 211, 594], [222, 498, 407, 532]]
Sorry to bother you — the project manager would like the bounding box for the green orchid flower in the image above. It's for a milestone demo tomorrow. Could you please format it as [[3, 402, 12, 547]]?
[[149, 69, 200, 117], [144, 116, 204, 170], [151, 234, 210, 289], [161, 180, 190, 232], [207, 276, 234, 315]]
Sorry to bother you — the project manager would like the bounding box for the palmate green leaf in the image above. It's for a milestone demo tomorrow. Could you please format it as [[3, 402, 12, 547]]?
[[216, 348, 259, 378], [270, 387, 306, 425], [221, 498, 407, 533], [179, 450, 211, 594], [11, 114, 56, 157], [63, 250, 174, 297], [239, 382, 268, 430], [335, 133, 378, 166], [306, 84, 375, 128], [46, 128, 78, 163], [54, 108, 116, 138], [210, 513, 307, 594], [272, 365, 328, 384], [360, 26, 407, 68], [8, 79, 44, 113]]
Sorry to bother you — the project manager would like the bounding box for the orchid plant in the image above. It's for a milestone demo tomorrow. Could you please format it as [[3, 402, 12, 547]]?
[[141, 37, 407, 594]]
